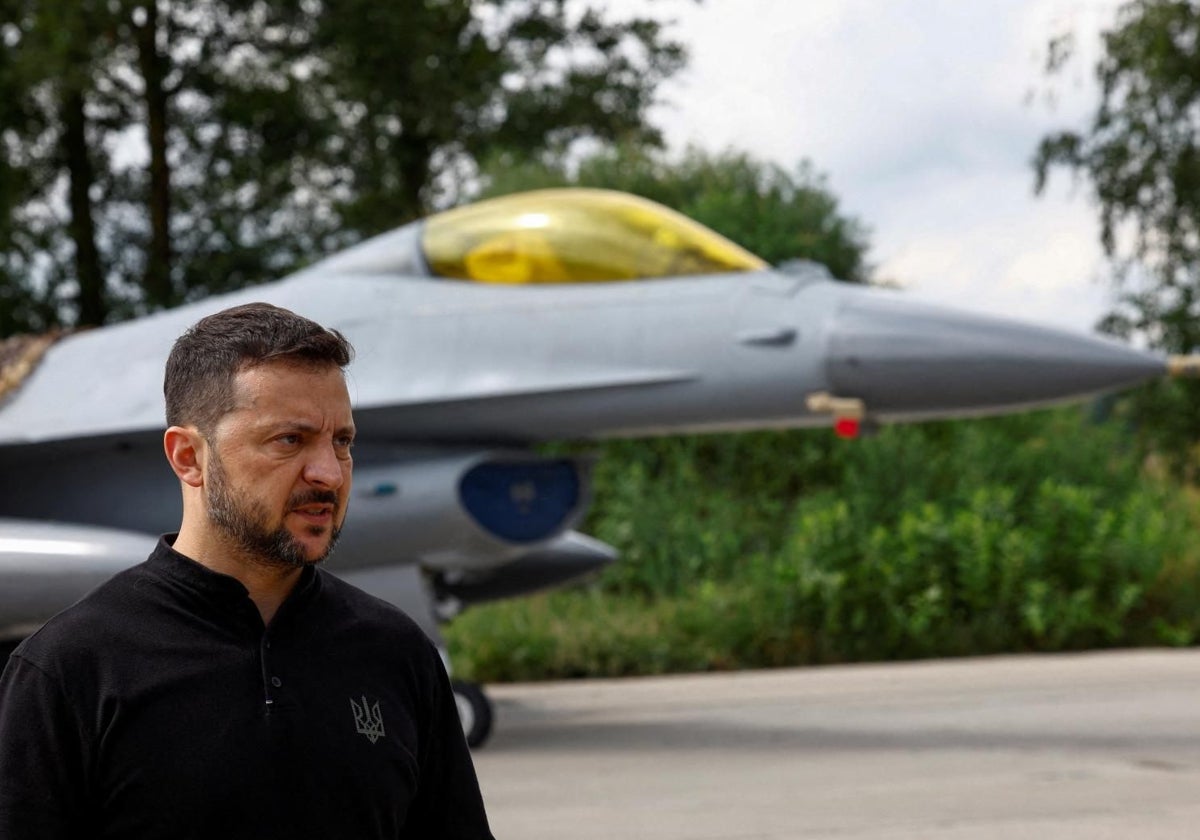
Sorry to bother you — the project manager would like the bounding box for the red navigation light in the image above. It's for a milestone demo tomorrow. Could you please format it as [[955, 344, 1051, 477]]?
[[834, 417, 861, 439]]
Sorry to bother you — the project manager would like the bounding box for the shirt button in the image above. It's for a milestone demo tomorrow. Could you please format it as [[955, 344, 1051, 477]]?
[[270, 676, 282, 688]]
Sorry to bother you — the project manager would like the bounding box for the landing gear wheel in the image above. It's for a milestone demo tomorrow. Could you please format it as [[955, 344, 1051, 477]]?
[[452, 679, 493, 749]]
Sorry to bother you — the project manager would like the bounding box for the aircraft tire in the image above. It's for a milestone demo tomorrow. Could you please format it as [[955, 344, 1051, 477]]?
[[452, 679, 493, 749]]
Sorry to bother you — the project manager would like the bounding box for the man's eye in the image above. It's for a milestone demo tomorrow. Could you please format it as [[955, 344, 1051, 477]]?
[[277, 434, 301, 445]]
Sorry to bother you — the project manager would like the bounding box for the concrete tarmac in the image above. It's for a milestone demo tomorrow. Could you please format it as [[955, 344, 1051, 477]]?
[[471, 649, 1200, 839]]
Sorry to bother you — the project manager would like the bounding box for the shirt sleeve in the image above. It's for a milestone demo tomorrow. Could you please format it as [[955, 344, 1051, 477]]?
[[0, 654, 88, 839], [403, 645, 495, 839]]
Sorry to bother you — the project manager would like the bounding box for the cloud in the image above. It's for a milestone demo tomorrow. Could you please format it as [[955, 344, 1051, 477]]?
[[879, 178, 1111, 333], [631, 0, 1124, 333]]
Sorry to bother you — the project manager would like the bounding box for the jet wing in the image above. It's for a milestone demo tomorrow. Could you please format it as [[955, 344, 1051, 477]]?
[[0, 519, 156, 639]]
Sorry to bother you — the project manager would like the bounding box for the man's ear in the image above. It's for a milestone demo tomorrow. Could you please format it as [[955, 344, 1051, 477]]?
[[164, 426, 206, 487]]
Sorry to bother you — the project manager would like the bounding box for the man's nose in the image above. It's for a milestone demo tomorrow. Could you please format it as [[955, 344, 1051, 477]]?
[[304, 442, 346, 489]]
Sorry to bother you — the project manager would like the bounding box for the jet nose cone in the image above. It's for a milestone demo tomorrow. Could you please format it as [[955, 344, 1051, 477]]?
[[827, 290, 1166, 420]]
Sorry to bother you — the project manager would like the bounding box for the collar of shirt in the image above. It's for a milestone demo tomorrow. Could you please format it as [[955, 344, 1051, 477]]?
[[146, 534, 321, 634]]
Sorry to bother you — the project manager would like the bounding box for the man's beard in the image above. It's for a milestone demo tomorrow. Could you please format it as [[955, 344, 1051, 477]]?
[[206, 451, 342, 570]]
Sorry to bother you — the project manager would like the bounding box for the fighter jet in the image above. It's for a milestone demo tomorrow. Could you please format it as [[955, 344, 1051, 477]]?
[[0, 188, 1183, 746]]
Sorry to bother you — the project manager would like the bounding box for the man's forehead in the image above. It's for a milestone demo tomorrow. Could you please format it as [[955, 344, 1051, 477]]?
[[228, 360, 352, 416]]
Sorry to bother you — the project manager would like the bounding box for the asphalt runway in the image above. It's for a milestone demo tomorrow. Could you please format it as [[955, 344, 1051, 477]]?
[[471, 649, 1200, 839]]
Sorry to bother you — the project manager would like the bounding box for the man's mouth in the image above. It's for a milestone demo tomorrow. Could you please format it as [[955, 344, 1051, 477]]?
[[291, 503, 335, 525]]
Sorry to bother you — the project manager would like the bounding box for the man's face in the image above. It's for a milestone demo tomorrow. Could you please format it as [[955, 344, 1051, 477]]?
[[202, 361, 355, 569]]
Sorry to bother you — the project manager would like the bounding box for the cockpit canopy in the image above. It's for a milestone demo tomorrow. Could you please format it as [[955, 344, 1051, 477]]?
[[421, 188, 767, 284]]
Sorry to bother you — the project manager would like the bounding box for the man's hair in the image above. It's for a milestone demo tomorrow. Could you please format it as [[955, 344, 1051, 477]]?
[[164, 302, 354, 434]]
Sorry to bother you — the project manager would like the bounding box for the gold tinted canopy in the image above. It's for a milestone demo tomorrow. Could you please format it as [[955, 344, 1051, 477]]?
[[421, 188, 767, 284]]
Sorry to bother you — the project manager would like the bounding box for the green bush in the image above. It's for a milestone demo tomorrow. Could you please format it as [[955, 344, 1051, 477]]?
[[448, 407, 1200, 682], [778, 477, 1189, 662]]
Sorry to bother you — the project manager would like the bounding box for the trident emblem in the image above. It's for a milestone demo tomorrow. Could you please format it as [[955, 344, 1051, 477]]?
[[350, 695, 386, 744]]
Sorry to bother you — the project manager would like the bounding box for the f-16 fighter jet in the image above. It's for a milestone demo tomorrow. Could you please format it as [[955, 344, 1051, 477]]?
[[0, 188, 1184, 745]]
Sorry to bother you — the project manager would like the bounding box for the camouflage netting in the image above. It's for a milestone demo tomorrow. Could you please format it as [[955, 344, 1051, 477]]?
[[0, 331, 65, 403]]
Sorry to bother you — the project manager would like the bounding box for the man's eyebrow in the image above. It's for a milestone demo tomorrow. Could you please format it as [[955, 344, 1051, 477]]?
[[250, 415, 356, 434], [253, 421, 318, 436], [264, 421, 357, 436], [264, 421, 320, 433]]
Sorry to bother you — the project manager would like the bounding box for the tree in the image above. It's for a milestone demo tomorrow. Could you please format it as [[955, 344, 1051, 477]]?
[[0, 0, 687, 332], [315, 1, 687, 233], [0, 0, 333, 329], [0, 0, 121, 330], [480, 144, 871, 280], [1034, 0, 1200, 470], [1035, 0, 1200, 347]]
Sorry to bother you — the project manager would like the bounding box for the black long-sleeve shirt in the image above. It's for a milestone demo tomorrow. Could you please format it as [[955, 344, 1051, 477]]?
[[0, 537, 493, 839]]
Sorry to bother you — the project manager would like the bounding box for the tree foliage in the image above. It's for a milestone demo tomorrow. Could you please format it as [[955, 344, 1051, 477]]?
[[480, 144, 871, 280], [450, 409, 1200, 680], [1035, 0, 1200, 345], [1035, 0, 1200, 470], [0, 0, 327, 329], [0, 0, 687, 332]]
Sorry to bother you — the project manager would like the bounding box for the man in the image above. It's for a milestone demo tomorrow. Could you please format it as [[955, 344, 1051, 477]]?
[[0, 303, 494, 839]]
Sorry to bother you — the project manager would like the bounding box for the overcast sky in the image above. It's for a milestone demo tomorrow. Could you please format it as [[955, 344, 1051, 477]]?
[[627, 0, 1127, 334]]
